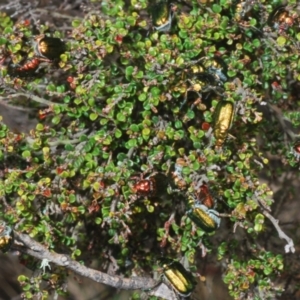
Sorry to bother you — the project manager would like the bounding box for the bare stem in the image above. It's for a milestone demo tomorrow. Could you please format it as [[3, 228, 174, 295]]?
[[0, 100, 34, 111], [5, 93, 66, 107], [12, 231, 158, 290], [262, 210, 295, 253]]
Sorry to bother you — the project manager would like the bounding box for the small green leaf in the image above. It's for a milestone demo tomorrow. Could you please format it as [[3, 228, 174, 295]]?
[[22, 150, 31, 158], [0, 37, 7, 45], [130, 124, 140, 132], [254, 214, 265, 232], [212, 4, 222, 13], [117, 112, 126, 122], [43, 147, 50, 156], [150, 87, 160, 97], [142, 128, 150, 136], [263, 266, 273, 276], [138, 93, 147, 101], [75, 86, 86, 95], [95, 217, 102, 225], [36, 123, 44, 131], [90, 113, 98, 121], [126, 138, 137, 148], [60, 53, 68, 62], [52, 115, 61, 125], [147, 205, 155, 213], [249, 18, 257, 26], [252, 39, 260, 48], [115, 129, 122, 138], [125, 66, 134, 78], [18, 275, 27, 282], [72, 19, 81, 27], [214, 32, 221, 41], [74, 98, 82, 105], [277, 36, 286, 47], [73, 249, 81, 256]]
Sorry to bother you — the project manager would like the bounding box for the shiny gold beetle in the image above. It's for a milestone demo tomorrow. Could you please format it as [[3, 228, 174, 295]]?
[[213, 100, 235, 148], [188, 202, 221, 232], [162, 259, 196, 297]]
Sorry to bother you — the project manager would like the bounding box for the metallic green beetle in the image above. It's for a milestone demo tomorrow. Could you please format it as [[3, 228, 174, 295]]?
[[213, 100, 234, 148], [188, 202, 221, 232], [162, 259, 196, 297], [0, 221, 14, 253], [35, 36, 66, 60], [151, 0, 174, 32]]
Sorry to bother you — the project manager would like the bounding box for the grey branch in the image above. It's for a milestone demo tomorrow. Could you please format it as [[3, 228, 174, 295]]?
[[262, 210, 295, 253], [12, 231, 158, 291], [5, 93, 66, 107]]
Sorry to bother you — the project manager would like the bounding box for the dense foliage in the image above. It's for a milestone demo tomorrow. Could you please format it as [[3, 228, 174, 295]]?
[[0, 0, 299, 299]]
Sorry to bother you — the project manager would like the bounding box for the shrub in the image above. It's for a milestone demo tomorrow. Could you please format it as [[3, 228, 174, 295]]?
[[0, 0, 299, 299]]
